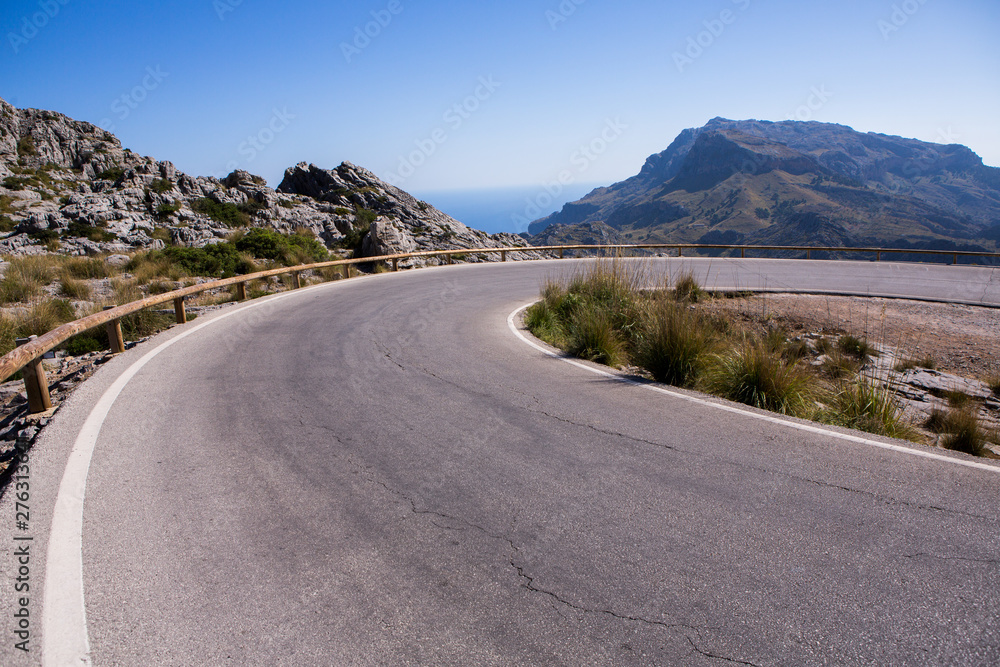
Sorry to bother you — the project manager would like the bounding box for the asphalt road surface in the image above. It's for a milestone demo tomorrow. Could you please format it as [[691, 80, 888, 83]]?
[[3, 258, 1000, 666]]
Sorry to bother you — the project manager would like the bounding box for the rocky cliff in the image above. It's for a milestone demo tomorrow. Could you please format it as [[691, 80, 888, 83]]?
[[0, 97, 535, 261], [529, 118, 1000, 253]]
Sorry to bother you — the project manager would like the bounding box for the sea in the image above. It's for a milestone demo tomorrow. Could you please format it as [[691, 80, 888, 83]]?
[[411, 183, 605, 236]]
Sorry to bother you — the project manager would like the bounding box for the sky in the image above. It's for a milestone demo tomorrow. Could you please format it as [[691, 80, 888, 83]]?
[[2, 0, 998, 207]]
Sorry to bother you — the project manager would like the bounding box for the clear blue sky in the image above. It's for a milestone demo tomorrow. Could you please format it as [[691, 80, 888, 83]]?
[[2, 0, 998, 193]]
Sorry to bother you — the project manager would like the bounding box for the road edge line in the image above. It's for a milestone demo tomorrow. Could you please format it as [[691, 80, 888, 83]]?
[[506, 302, 1000, 475]]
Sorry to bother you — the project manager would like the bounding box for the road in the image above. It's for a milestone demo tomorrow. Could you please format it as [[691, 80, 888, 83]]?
[[3, 258, 1000, 666]]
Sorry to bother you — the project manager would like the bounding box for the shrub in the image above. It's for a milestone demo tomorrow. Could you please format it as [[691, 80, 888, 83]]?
[[156, 201, 181, 218], [673, 271, 703, 302], [97, 166, 126, 182], [0, 215, 15, 233], [525, 300, 567, 349], [0, 255, 58, 303], [156, 243, 256, 278], [567, 308, 627, 367], [894, 356, 936, 372], [0, 194, 15, 214], [234, 228, 328, 265], [59, 276, 91, 300], [702, 340, 815, 415], [839, 334, 878, 359], [18, 299, 76, 336], [354, 207, 377, 227], [939, 409, 990, 457], [149, 178, 173, 194], [65, 220, 117, 242], [192, 198, 250, 227], [16, 135, 36, 156], [635, 299, 714, 387], [62, 256, 114, 279], [63, 334, 105, 356], [826, 376, 916, 440]]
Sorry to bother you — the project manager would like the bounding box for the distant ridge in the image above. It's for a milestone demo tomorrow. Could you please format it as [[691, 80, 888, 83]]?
[[528, 118, 1000, 254]]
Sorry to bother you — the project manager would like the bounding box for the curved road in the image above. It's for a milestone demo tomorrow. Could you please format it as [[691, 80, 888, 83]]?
[[4, 258, 1000, 666]]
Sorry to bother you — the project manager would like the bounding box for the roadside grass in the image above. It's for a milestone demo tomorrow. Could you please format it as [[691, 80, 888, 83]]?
[[925, 408, 992, 457], [838, 334, 878, 360], [823, 374, 918, 441], [635, 297, 715, 386], [894, 356, 937, 372], [700, 339, 815, 416], [523, 260, 951, 444]]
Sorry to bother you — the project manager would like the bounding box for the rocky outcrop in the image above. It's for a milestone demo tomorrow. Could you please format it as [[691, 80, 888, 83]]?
[[0, 98, 536, 260], [278, 162, 542, 265]]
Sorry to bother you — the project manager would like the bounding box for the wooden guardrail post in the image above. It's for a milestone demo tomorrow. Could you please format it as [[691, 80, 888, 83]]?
[[876, 251, 881, 262], [446, 254, 453, 265], [342, 265, 350, 280], [292, 271, 302, 289], [558, 248, 564, 259], [174, 297, 187, 324], [806, 249, 811, 260], [236, 282, 247, 301], [677, 247, 683, 257], [16, 337, 52, 414], [500, 250, 506, 262], [102, 306, 125, 354], [740, 248, 745, 258], [953, 253, 959, 266], [392, 258, 398, 271]]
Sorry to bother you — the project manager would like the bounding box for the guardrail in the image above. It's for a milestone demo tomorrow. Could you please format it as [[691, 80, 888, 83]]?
[[3, 241, 1000, 413]]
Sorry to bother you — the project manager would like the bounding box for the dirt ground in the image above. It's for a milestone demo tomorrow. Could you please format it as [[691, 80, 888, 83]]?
[[704, 293, 1000, 383]]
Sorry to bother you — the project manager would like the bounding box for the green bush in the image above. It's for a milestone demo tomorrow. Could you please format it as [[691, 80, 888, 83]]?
[[636, 299, 715, 387], [150, 178, 173, 194], [63, 334, 105, 356], [826, 376, 916, 440], [16, 135, 36, 156], [64, 220, 116, 242], [234, 228, 328, 265], [156, 201, 181, 218], [97, 166, 126, 181], [702, 341, 815, 415], [567, 308, 627, 367], [0, 215, 15, 232], [156, 243, 256, 278], [192, 198, 250, 227], [838, 334, 878, 360]]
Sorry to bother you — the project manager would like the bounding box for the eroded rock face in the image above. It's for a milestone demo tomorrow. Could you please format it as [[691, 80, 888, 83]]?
[[0, 98, 536, 260]]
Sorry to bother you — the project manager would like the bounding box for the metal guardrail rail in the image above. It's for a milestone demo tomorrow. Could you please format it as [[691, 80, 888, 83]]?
[[3, 242, 1000, 412]]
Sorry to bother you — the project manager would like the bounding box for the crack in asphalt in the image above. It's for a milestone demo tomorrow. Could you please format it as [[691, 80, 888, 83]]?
[[687, 637, 763, 667], [523, 407, 990, 523], [345, 455, 720, 644], [903, 552, 1000, 565], [526, 407, 679, 452]]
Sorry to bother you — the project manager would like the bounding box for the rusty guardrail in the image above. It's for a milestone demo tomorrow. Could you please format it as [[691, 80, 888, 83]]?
[[3, 241, 999, 413]]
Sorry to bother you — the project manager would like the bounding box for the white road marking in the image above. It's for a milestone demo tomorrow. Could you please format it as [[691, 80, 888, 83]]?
[[41, 283, 342, 666], [507, 303, 1000, 475]]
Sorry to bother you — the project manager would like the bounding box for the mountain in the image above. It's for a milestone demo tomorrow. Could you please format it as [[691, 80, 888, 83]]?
[[528, 118, 1000, 253], [0, 97, 533, 261]]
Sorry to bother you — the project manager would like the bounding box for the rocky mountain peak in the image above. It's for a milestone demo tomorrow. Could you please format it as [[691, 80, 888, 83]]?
[[0, 98, 535, 261]]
